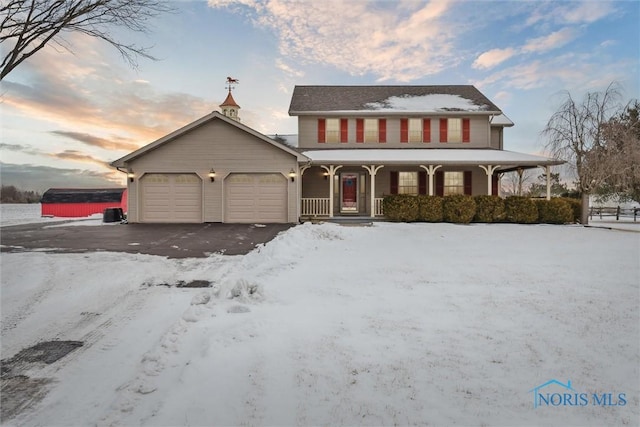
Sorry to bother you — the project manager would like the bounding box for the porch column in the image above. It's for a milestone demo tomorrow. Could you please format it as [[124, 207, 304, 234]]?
[[321, 165, 342, 218], [479, 165, 501, 195], [362, 165, 384, 218], [419, 165, 442, 195], [298, 165, 311, 220], [539, 165, 551, 200]]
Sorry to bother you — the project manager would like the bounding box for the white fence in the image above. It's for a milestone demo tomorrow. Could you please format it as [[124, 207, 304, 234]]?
[[301, 198, 331, 216], [375, 198, 384, 216]]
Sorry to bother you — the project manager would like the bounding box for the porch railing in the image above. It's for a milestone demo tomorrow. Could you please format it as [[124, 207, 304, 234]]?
[[375, 198, 384, 216], [302, 198, 331, 216]]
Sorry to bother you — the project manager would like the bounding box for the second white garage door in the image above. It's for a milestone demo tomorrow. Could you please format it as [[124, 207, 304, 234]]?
[[225, 173, 287, 223], [140, 173, 202, 223]]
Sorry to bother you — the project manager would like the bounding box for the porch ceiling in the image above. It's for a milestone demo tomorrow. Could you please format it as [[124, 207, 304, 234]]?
[[301, 148, 564, 170]]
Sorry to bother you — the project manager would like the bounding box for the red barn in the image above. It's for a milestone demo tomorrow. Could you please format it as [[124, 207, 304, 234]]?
[[41, 188, 127, 218]]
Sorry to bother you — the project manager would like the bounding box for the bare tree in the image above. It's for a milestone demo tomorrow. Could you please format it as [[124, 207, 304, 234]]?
[[542, 83, 625, 224], [501, 168, 533, 196], [1, 0, 173, 80]]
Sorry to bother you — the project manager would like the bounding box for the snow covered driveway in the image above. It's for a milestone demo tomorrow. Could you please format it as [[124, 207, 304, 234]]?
[[1, 222, 638, 426]]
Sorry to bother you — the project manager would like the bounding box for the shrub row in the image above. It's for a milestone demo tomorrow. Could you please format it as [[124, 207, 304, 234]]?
[[383, 194, 579, 224]]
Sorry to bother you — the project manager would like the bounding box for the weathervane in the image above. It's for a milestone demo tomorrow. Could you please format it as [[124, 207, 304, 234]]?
[[226, 76, 239, 93]]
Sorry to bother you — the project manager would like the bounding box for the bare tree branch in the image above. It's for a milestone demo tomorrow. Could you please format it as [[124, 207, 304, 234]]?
[[0, 0, 174, 80]]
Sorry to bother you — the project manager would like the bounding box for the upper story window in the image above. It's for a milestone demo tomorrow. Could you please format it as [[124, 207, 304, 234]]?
[[400, 118, 431, 143], [318, 118, 348, 143], [356, 118, 386, 143], [326, 118, 340, 143], [439, 118, 470, 143]]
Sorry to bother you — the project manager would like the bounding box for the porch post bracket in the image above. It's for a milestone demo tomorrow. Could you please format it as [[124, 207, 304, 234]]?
[[538, 165, 551, 200], [362, 165, 384, 218], [479, 164, 501, 196], [299, 165, 311, 176], [419, 164, 442, 196], [321, 165, 343, 218]]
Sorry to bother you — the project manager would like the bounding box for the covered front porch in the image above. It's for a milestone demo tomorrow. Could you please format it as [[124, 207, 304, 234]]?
[[297, 149, 564, 219]]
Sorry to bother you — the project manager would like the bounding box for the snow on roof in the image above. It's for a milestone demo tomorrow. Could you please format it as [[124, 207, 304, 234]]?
[[364, 94, 490, 113], [491, 114, 514, 127], [301, 149, 563, 166]]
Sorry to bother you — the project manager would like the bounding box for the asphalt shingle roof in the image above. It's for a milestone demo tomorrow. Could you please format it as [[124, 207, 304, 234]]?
[[288, 85, 502, 114]]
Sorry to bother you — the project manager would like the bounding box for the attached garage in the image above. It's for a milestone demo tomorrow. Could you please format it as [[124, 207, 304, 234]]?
[[111, 112, 307, 224], [140, 173, 202, 223], [225, 173, 287, 223]]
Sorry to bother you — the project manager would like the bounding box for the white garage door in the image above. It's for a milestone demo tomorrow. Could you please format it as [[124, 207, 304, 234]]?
[[225, 173, 287, 223], [141, 173, 202, 223]]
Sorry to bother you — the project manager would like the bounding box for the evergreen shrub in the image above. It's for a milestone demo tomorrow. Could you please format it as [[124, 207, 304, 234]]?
[[536, 198, 574, 224], [417, 195, 443, 222], [383, 194, 419, 222], [442, 194, 476, 224], [473, 195, 505, 223], [504, 196, 538, 223], [559, 197, 581, 223]]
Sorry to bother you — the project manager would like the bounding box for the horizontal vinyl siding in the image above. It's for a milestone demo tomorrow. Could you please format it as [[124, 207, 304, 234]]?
[[127, 120, 299, 223], [297, 116, 491, 148]]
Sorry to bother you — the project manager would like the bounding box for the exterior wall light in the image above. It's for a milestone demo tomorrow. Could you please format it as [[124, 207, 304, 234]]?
[[289, 169, 296, 182], [208, 169, 216, 182], [127, 170, 135, 182], [323, 171, 329, 180]]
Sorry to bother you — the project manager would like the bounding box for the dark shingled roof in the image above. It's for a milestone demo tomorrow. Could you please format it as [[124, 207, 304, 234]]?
[[41, 188, 126, 204], [288, 85, 501, 114]]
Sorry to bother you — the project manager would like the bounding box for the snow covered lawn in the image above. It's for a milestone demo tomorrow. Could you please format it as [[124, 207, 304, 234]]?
[[1, 222, 638, 426]]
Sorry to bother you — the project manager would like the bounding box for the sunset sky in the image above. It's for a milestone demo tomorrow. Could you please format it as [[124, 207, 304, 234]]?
[[1, 0, 638, 192]]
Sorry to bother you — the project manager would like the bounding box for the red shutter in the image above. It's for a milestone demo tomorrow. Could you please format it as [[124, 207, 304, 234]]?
[[356, 118, 364, 143], [378, 119, 386, 143], [418, 171, 427, 195], [317, 119, 326, 143], [462, 118, 470, 143], [400, 118, 408, 143], [390, 171, 398, 194], [340, 118, 348, 143], [423, 119, 431, 143], [435, 171, 444, 196], [492, 174, 499, 196], [439, 118, 447, 143], [464, 171, 472, 195]]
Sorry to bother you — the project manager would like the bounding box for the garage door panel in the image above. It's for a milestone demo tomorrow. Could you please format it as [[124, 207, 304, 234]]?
[[141, 173, 201, 223], [225, 173, 287, 223]]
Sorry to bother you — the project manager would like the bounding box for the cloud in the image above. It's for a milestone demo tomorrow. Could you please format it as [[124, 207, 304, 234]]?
[[560, 1, 615, 24], [50, 131, 139, 152], [209, 0, 459, 81], [472, 48, 517, 70], [49, 150, 111, 168], [0, 162, 123, 193], [1, 142, 45, 156], [2, 33, 213, 148], [522, 27, 579, 54]]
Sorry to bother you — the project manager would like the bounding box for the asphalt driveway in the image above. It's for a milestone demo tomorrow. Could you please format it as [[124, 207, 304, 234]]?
[[0, 222, 293, 258]]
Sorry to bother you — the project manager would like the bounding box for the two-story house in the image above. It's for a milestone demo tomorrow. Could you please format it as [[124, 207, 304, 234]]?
[[111, 85, 562, 223], [291, 85, 563, 219]]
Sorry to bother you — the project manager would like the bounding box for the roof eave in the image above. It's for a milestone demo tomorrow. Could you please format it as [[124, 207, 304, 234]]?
[[289, 110, 503, 116]]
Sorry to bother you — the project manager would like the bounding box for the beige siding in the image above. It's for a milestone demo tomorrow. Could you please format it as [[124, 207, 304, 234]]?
[[490, 127, 503, 149], [126, 119, 298, 223], [297, 116, 492, 149]]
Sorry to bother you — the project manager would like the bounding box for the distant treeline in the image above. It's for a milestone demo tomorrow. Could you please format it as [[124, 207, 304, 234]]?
[[1, 185, 42, 203]]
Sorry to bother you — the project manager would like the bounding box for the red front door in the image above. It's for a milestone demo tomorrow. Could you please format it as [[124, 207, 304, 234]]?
[[341, 174, 358, 212]]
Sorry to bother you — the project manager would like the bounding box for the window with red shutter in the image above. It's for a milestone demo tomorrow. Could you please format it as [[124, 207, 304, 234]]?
[[390, 171, 399, 194], [462, 118, 470, 143], [378, 119, 386, 143], [423, 119, 431, 143], [356, 119, 364, 143], [400, 118, 408, 143], [439, 118, 447, 142], [340, 118, 348, 143], [418, 171, 427, 195], [464, 171, 472, 195], [317, 118, 326, 143], [435, 171, 444, 196]]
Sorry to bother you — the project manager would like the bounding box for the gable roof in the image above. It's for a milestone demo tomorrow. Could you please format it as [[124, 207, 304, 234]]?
[[111, 111, 307, 168], [41, 188, 125, 204], [289, 85, 502, 115]]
